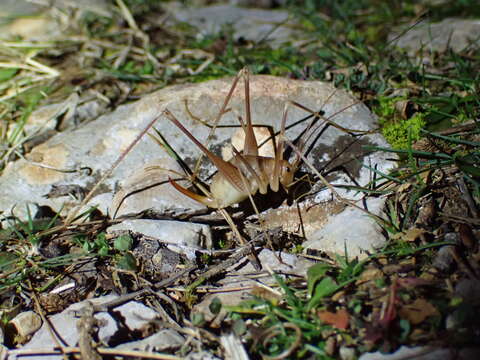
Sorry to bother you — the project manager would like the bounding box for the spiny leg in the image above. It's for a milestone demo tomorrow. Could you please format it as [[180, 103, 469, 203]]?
[[235, 159, 279, 263], [242, 67, 259, 157], [168, 177, 220, 208], [192, 68, 247, 178], [233, 68, 271, 193], [231, 146, 267, 194], [147, 129, 220, 208], [164, 109, 247, 194], [272, 102, 289, 192]]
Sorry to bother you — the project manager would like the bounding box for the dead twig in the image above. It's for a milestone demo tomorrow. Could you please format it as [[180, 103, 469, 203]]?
[[6, 347, 182, 359], [90, 265, 198, 313], [76, 302, 102, 360]]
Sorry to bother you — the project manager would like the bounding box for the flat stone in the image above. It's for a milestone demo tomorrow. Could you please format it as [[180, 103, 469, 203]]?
[[0, 0, 110, 39], [303, 197, 387, 259], [114, 329, 184, 352], [0, 0, 43, 19], [432, 245, 456, 272], [108, 219, 212, 259], [233, 248, 313, 275], [164, 2, 301, 47], [20, 295, 160, 360], [185, 351, 221, 360], [455, 279, 480, 306], [21, 295, 119, 360], [389, 18, 480, 54], [8, 311, 42, 342], [113, 301, 158, 331], [0, 74, 393, 257]]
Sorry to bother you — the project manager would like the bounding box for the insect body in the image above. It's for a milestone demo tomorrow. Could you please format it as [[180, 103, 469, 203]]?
[[163, 68, 296, 209]]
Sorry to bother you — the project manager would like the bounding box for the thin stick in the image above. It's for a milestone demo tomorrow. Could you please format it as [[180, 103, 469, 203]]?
[[29, 282, 69, 360], [115, 0, 139, 31], [7, 347, 182, 360], [219, 208, 261, 270]]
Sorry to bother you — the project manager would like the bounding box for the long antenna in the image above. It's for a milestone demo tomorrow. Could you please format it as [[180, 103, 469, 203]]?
[[64, 115, 161, 225]]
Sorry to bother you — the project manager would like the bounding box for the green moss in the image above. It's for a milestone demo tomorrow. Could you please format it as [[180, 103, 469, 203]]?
[[376, 95, 401, 118], [375, 96, 426, 149], [381, 113, 426, 149]]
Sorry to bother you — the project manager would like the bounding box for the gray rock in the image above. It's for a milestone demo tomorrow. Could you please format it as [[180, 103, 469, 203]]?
[[8, 311, 42, 341], [21, 295, 159, 360], [113, 301, 158, 331], [0, 0, 43, 19], [21, 295, 119, 360], [0, 345, 7, 359], [163, 3, 301, 47], [114, 329, 184, 352], [445, 313, 460, 331], [185, 351, 221, 360], [0, 0, 109, 19], [389, 18, 480, 55], [420, 0, 448, 5], [233, 248, 313, 275], [108, 219, 212, 251], [0, 0, 110, 39], [303, 197, 387, 259], [129, 237, 188, 280], [0, 74, 393, 257], [340, 346, 356, 360], [432, 245, 455, 272], [26, 93, 110, 133]]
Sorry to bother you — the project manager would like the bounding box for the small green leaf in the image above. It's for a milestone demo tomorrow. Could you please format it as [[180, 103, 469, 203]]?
[[209, 297, 222, 315], [307, 277, 338, 311], [83, 241, 92, 253], [0, 68, 18, 82], [116, 253, 137, 270], [307, 263, 331, 297], [191, 312, 205, 326], [94, 233, 109, 255], [114, 234, 133, 251], [399, 319, 411, 341], [272, 273, 300, 308], [232, 319, 247, 336], [98, 246, 109, 257]]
